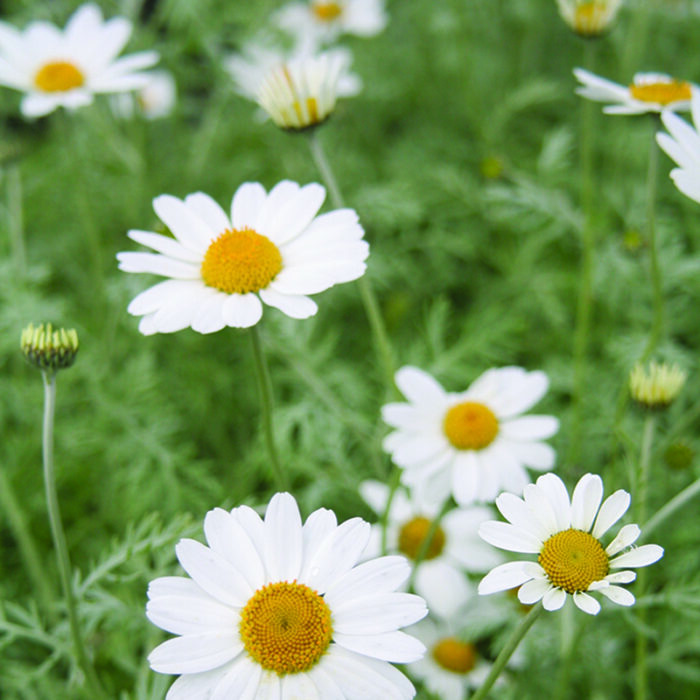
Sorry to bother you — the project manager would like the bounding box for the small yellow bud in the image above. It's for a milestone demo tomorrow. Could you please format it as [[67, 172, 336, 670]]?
[[21, 323, 79, 372], [629, 361, 686, 409], [556, 0, 623, 38]]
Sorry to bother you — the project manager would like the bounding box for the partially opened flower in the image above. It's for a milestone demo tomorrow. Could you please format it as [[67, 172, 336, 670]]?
[[629, 361, 687, 408], [117, 180, 368, 334], [478, 473, 664, 615], [147, 492, 427, 699], [360, 480, 502, 618], [574, 68, 693, 114], [382, 366, 558, 506], [657, 90, 700, 203], [0, 3, 158, 117], [556, 0, 623, 37], [273, 0, 387, 52]]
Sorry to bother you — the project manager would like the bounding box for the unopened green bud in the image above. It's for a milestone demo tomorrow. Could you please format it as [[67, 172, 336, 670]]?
[[21, 323, 79, 372], [629, 361, 686, 409]]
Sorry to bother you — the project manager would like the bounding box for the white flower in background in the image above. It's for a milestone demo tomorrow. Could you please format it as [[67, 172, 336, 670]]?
[[117, 180, 368, 334], [227, 42, 361, 129], [147, 493, 427, 699], [0, 3, 158, 117], [478, 473, 664, 615], [360, 480, 502, 618], [273, 0, 387, 52], [382, 366, 558, 506], [573, 68, 694, 114], [111, 69, 176, 120], [556, 0, 623, 37], [657, 90, 700, 203], [406, 616, 494, 700]]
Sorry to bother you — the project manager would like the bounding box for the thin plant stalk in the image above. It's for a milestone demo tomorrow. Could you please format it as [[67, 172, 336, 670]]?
[[641, 475, 700, 541], [406, 499, 451, 591], [4, 162, 26, 276], [380, 466, 402, 555], [470, 603, 545, 700], [306, 130, 396, 391], [41, 372, 107, 700], [249, 326, 288, 491]]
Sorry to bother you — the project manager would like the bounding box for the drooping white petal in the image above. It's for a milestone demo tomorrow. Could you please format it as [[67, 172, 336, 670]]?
[[573, 591, 601, 615], [478, 561, 534, 594], [542, 587, 567, 611], [220, 293, 263, 328], [606, 523, 641, 557], [258, 288, 318, 319], [517, 577, 551, 605], [598, 585, 636, 606]]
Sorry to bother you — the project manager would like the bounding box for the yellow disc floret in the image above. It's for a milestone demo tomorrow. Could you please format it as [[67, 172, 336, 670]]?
[[629, 79, 691, 105], [312, 1, 344, 21], [34, 61, 84, 92], [432, 637, 477, 674], [443, 401, 499, 450], [539, 529, 609, 594], [239, 581, 333, 675], [201, 228, 283, 294], [397, 516, 446, 561]]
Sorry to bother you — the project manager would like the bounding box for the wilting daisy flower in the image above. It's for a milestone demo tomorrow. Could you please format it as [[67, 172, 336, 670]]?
[[274, 0, 387, 52], [111, 69, 176, 120], [478, 473, 664, 615], [556, 0, 623, 37], [147, 492, 427, 699], [0, 3, 158, 118], [406, 616, 494, 700], [629, 361, 687, 409], [227, 43, 361, 130], [574, 68, 694, 114], [657, 90, 700, 203], [360, 480, 502, 618], [117, 180, 368, 334], [382, 366, 558, 506]]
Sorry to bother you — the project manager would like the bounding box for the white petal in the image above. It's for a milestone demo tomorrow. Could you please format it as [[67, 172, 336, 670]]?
[[451, 450, 480, 506], [573, 591, 601, 615], [495, 492, 550, 541], [258, 288, 318, 318], [306, 665, 345, 700], [507, 440, 557, 471], [522, 481, 559, 537], [148, 632, 242, 674], [281, 673, 319, 700], [263, 492, 303, 582], [500, 415, 559, 441], [185, 192, 231, 235], [609, 544, 664, 569], [254, 180, 300, 233], [324, 556, 410, 601], [333, 630, 426, 663], [592, 489, 631, 539], [604, 570, 636, 584], [479, 521, 543, 553], [231, 182, 267, 230], [542, 587, 567, 611], [535, 473, 571, 531], [146, 595, 238, 636], [599, 585, 635, 606], [211, 656, 262, 700], [153, 194, 214, 251], [191, 293, 226, 334], [126, 279, 202, 316], [262, 182, 325, 245], [414, 560, 473, 618], [127, 230, 202, 262], [166, 668, 230, 700], [221, 293, 263, 328], [518, 577, 551, 604], [606, 523, 641, 557], [570, 473, 603, 531], [478, 561, 534, 595], [299, 508, 338, 581], [394, 366, 447, 411]]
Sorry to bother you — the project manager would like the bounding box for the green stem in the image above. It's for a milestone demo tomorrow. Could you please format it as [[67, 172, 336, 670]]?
[[306, 130, 396, 392], [641, 476, 700, 541], [641, 126, 663, 362], [380, 467, 402, 555], [5, 162, 26, 277], [406, 499, 451, 590], [41, 372, 107, 700], [471, 603, 545, 700], [249, 326, 288, 491]]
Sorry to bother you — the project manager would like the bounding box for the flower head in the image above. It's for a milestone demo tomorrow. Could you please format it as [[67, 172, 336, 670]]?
[[382, 366, 559, 506], [556, 0, 623, 37], [146, 492, 427, 698], [657, 90, 700, 203], [0, 3, 158, 118], [360, 480, 502, 618], [117, 180, 368, 334], [273, 0, 387, 52], [478, 473, 664, 615], [21, 322, 78, 372], [629, 361, 687, 408], [574, 68, 693, 114]]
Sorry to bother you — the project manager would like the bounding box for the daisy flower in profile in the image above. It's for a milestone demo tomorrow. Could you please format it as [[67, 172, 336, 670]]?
[[274, 0, 387, 52], [382, 366, 559, 506], [360, 480, 502, 618], [478, 473, 664, 615], [117, 180, 368, 334], [227, 43, 361, 131], [0, 3, 158, 118], [657, 89, 700, 203], [574, 68, 694, 114], [556, 0, 622, 38], [147, 492, 427, 699]]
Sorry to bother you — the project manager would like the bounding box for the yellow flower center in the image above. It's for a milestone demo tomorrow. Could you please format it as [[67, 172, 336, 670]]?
[[443, 401, 499, 450], [312, 1, 344, 21], [538, 529, 609, 594], [629, 79, 692, 105], [200, 228, 282, 294], [239, 581, 333, 675], [34, 61, 84, 92], [432, 637, 477, 674], [397, 516, 446, 561]]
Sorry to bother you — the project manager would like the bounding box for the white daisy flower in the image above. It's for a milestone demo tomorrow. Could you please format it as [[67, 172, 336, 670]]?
[[657, 89, 700, 203], [147, 492, 428, 699], [0, 3, 159, 118], [360, 480, 502, 619], [478, 473, 664, 615], [273, 0, 387, 53], [227, 42, 361, 130], [117, 180, 369, 334], [556, 0, 623, 38], [406, 616, 494, 700], [111, 69, 176, 120], [573, 68, 694, 114], [382, 366, 559, 506]]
